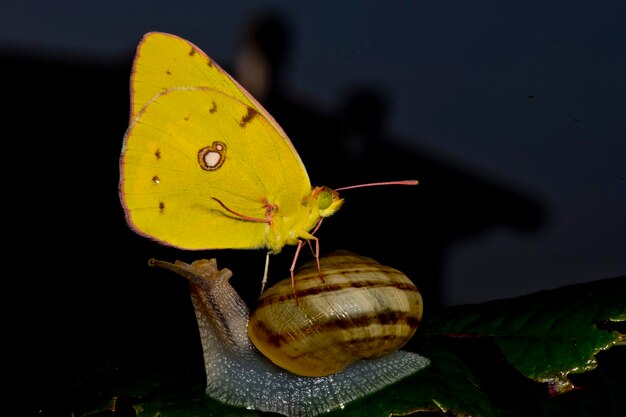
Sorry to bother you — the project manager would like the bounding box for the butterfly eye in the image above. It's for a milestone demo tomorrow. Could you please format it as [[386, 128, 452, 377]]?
[[318, 190, 333, 210], [315, 188, 344, 218]]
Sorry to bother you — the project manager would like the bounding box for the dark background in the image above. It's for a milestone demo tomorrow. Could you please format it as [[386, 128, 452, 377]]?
[[1, 2, 624, 416]]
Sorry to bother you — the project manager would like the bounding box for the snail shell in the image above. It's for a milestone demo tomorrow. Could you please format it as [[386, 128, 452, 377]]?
[[248, 250, 424, 376], [149, 251, 429, 417]]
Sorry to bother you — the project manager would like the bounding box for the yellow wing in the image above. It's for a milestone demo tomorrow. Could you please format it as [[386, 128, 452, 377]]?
[[120, 33, 314, 250], [129, 32, 292, 146], [121, 87, 313, 250]]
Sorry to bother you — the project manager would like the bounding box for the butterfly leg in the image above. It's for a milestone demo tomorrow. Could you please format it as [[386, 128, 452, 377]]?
[[308, 238, 326, 283], [309, 219, 325, 283], [290, 237, 324, 297], [305, 239, 324, 283], [289, 241, 306, 305], [260, 251, 271, 294], [289, 219, 326, 304], [301, 222, 326, 284], [304, 237, 325, 284]]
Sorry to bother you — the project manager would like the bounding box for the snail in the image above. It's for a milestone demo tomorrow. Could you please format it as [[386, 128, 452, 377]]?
[[150, 251, 430, 417]]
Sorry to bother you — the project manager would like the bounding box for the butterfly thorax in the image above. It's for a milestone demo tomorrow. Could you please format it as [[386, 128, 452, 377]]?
[[265, 187, 343, 254]]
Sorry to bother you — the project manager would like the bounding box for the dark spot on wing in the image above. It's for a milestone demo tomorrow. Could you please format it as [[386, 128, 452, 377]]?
[[239, 106, 258, 128]]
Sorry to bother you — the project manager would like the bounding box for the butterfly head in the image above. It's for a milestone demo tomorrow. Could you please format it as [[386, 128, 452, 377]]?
[[312, 186, 344, 218]]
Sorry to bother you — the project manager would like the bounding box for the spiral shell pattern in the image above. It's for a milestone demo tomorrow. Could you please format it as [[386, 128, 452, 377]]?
[[247, 250, 423, 377]]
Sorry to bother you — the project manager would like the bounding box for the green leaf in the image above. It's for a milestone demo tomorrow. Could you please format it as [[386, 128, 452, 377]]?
[[324, 340, 497, 417], [422, 275, 626, 393], [135, 381, 259, 417]]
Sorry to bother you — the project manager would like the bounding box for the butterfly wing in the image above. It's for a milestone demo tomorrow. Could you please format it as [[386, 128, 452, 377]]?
[[129, 32, 293, 144], [120, 32, 313, 250], [121, 86, 312, 250]]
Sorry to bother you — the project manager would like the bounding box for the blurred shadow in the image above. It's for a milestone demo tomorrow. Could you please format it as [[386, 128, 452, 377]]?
[[231, 9, 334, 177], [230, 12, 548, 313], [0, 45, 166, 416], [322, 84, 547, 313]]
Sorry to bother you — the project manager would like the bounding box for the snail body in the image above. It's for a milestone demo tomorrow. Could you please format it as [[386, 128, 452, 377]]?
[[150, 251, 429, 417]]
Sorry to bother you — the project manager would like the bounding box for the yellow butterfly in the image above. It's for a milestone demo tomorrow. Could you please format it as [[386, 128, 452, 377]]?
[[119, 32, 417, 294]]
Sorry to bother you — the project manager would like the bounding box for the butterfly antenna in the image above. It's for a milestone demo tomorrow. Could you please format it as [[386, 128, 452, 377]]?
[[335, 179, 418, 191]]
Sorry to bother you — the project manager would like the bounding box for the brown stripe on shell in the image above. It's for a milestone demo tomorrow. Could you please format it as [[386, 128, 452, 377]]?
[[255, 279, 419, 307], [282, 334, 416, 363], [249, 310, 419, 349], [253, 267, 419, 309], [247, 251, 423, 377], [248, 317, 291, 348]]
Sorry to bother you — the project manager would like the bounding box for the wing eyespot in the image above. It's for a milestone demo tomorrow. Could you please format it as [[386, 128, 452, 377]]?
[[198, 141, 227, 171]]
